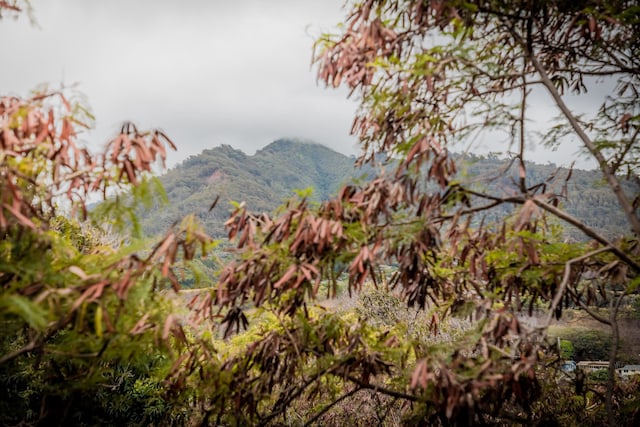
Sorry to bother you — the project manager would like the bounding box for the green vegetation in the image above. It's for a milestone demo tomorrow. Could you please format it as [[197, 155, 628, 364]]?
[[141, 143, 638, 241], [0, 90, 207, 425], [2, 1, 640, 426], [550, 326, 612, 361], [559, 339, 575, 359], [141, 139, 372, 237]]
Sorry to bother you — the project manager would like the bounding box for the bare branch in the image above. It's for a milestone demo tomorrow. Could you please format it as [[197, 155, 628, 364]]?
[[515, 31, 640, 237], [540, 246, 613, 330], [566, 287, 612, 325], [518, 73, 527, 194], [345, 375, 421, 402], [533, 198, 640, 272], [0, 336, 39, 365], [303, 386, 362, 427]]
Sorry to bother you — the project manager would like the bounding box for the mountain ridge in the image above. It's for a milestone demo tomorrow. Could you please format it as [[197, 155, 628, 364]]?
[[140, 138, 637, 240], [140, 139, 367, 237]]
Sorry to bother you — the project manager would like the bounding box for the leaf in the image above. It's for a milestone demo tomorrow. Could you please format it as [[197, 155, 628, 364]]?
[[129, 313, 152, 335], [68, 265, 88, 280], [514, 200, 536, 231], [94, 304, 103, 338], [620, 112, 632, 132], [274, 265, 296, 289], [208, 195, 220, 212], [410, 359, 428, 390], [163, 314, 175, 341], [0, 2, 21, 12], [3, 295, 48, 331]]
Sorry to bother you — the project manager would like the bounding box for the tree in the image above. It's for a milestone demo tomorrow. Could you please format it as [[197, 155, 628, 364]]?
[[3, 1, 640, 426], [0, 88, 217, 424], [0, 5, 217, 423], [178, 1, 639, 425]]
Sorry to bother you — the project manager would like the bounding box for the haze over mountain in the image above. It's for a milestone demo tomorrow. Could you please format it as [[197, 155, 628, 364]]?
[[141, 139, 637, 240]]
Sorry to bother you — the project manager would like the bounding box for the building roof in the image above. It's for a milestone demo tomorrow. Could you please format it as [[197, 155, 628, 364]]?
[[619, 365, 640, 370]]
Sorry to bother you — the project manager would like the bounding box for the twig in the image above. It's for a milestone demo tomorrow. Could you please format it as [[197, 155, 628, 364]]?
[[345, 375, 421, 402], [606, 292, 621, 427], [0, 336, 40, 365], [532, 199, 640, 272], [0, 313, 73, 365], [565, 287, 611, 325], [518, 70, 527, 194], [276, 313, 302, 362], [540, 246, 613, 330], [259, 365, 340, 426], [517, 31, 640, 237], [303, 386, 362, 427], [610, 127, 639, 174]]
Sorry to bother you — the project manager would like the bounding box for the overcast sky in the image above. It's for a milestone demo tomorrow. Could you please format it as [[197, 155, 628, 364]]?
[[1, 1, 599, 169]]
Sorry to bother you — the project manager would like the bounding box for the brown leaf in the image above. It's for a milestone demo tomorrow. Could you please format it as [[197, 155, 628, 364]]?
[[514, 200, 536, 231], [410, 359, 428, 390], [68, 265, 89, 280], [0, 2, 21, 12], [274, 265, 296, 289], [208, 195, 220, 212], [129, 313, 152, 335], [620, 112, 632, 132], [162, 314, 175, 341]]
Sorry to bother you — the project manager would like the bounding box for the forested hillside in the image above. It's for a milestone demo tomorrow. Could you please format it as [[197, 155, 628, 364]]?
[[140, 138, 370, 236], [456, 154, 639, 240], [141, 140, 637, 240]]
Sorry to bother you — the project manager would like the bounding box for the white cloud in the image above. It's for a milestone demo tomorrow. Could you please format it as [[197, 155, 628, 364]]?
[[0, 0, 358, 167], [0, 0, 607, 170]]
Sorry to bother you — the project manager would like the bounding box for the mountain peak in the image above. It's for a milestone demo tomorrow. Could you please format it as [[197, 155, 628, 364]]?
[[257, 138, 338, 155], [142, 138, 360, 237], [140, 139, 634, 241]]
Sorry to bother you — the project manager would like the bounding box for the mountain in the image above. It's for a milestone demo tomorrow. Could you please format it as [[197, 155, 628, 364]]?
[[140, 139, 638, 241], [140, 139, 369, 237], [454, 153, 638, 240]]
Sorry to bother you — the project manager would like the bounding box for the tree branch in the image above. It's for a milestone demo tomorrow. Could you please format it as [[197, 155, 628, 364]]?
[[303, 386, 362, 427], [520, 35, 640, 237], [606, 290, 625, 427], [0, 313, 73, 365], [345, 375, 421, 402], [540, 246, 613, 330], [532, 199, 640, 272], [518, 71, 528, 194], [0, 336, 40, 365], [611, 127, 640, 174], [566, 287, 612, 325], [445, 185, 640, 271], [435, 200, 505, 223]]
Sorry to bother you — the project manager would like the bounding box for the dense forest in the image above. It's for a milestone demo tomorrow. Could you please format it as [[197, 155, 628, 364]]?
[[139, 139, 371, 237], [141, 139, 637, 241]]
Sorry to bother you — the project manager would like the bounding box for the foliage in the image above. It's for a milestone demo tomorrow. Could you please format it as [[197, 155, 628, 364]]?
[[551, 327, 612, 361], [0, 86, 214, 424], [3, 1, 640, 426], [559, 339, 575, 360], [175, 0, 640, 425]]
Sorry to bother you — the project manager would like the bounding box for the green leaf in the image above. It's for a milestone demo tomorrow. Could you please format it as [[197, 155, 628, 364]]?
[[2, 295, 48, 331], [95, 305, 103, 338]]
